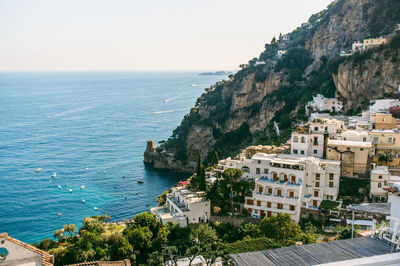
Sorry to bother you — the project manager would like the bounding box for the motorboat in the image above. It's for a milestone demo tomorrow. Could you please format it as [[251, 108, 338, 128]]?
[[137, 180, 144, 184], [57, 185, 62, 189], [34, 168, 42, 172], [82, 200, 85, 204], [80, 185, 85, 190], [69, 188, 72, 193], [51, 173, 56, 178], [94, 207, 98, 211]]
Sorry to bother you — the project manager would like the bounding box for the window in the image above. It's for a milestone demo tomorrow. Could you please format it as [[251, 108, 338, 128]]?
[[284, 175, 288, 182], [315, 181, 320, 187], [264, 168, 268, 174], [373, 137, 379, 144], [257, 200, 261, 206], [314, 127, 319, 131], [379, 175, 382, 179], [378, 183, 382, 188], [289, 205, 295, 211], [329, 181, 334, 188], [291, 175, 296, 183], [301, 137, 306, 143], [360, 148, 364, 151], [276, 189, 282, 196], [314, 190, 319, 197], [257, 160, 261, 164], [293, 136, 299, 142], [268, 188, 272, 194], [316, 173, 320, 180], [256, 168, 260, 175], [267, 202, 271, 208], [388, 137, 393, 144], [313, 136, 318, 145], [363, 137, 367, 142], [293, 149, 298, 154], [301, 150, 305, 155], [246, 199, 254, 205], [277, 203, 283, 209], [242, 166, 250, 173], [347, 147, 350, 151], [302, 202, 306, 206], [329, 173, 334, 180], [314, 149, 318, 154]]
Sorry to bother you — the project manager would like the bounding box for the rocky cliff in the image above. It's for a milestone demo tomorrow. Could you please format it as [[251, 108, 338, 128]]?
[[144, 0, 400, 173]]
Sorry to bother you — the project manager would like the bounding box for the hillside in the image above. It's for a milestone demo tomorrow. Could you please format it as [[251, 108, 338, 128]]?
[[144, 0, 400, 173]]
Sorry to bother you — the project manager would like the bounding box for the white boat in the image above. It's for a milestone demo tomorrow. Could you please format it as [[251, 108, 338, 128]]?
[[69, 188, 72, 193], [104, 171, 107, 174], [82, 200, 85, 204], [57, 185, 62, 189], [94, 207, 98, 211], [191, 84, 197, 87], [80, 185, 85, 190], [51, 173, 56, 178], [85, 167, 89, 170], [34, 168, 42, 172]]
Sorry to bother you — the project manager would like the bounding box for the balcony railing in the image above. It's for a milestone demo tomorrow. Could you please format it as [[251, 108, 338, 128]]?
[[258, 176, 302, 186], [167, 196, 189, 212]]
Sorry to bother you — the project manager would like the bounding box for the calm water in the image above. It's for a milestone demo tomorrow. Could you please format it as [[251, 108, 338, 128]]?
[[0, 71, 226, 243]]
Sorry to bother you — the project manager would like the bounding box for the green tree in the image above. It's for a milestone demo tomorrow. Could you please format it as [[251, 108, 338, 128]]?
[[108, 232, 135, 261], [258, 213, 304, 245], [222, 168, 244, 215], [211, 151, 219, 166], [198, 163, 207, 191], [53, 229, 64, 242], [147, 251, 164, 266], [130, 212, 159, 234], [63, 224, 77, 238]]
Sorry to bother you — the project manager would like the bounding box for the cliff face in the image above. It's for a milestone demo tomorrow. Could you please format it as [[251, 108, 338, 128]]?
[[144, 0, 400, 173], [334, 48, 400, 110]]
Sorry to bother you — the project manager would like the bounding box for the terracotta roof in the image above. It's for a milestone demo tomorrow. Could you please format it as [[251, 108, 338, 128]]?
[[0, 232, 54, 266], [65, 259, 131, 266]]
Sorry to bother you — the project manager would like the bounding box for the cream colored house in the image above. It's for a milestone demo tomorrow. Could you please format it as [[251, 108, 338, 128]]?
[[375, 113, 399, 130], [370, 166, 400, 202], [151, 187, 210, 227], [326, 139, 372, 178], [370, 129, 400, 167], [306, 94, 343, 114], [240, 154, 341, 222], [363, 37, 387, 50]]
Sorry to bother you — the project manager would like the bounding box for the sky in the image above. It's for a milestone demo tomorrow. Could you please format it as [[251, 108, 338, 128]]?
[[0, 0, 333, 71]]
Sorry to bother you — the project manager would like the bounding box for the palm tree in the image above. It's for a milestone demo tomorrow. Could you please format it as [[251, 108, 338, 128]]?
[[222, 168, 243, 216]]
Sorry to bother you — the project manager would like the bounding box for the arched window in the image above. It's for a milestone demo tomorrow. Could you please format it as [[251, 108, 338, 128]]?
[[242, 166, 250, 173], [301, 136, 306, 143], [293, 136, 299, 143]]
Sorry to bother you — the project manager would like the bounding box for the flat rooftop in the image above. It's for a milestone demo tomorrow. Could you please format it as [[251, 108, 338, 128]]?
[[229, 237, 397, 266]]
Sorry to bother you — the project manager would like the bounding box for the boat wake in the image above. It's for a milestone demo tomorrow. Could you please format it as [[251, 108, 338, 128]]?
[[162, 95, 179, 103], [152, 108, 189, 114]]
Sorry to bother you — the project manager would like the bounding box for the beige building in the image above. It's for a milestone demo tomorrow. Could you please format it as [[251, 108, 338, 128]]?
[[151, 187, 210, 227], [375, 113, 399, 130], [326, 139, 372, 178], [370, 166, 400, 202], [370, 130, 400, 167], [240, 154, 341, 222], [363, 37, 387, 50], [241, 144, 290, 159]]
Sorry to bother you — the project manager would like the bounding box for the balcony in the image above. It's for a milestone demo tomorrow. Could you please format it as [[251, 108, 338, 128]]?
[[252, 192, 300, 204], [258, 176, 302, 186], [167, 196, 189, 212]]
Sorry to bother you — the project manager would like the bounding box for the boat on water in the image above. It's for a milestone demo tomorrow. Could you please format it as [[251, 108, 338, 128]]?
[[51, 173, 56, 178], [34, 168, 42, 172], [57, 185, 62, 189], [82, 200, 85, 204], [69, 188, 72, 193], [80, 185, 85, 190], [58, 213, 61, 217], [191, 84, 197, 87], [94, 207, 98, 211], [137, 180, 144, 184]]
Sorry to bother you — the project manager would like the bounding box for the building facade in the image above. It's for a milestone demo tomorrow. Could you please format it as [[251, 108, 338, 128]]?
[[240, 154, 341, 222], [151, 187, 210, 227]]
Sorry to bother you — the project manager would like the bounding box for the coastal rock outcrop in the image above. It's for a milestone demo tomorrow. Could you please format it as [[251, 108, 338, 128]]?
[[144, 0, 400, 173]]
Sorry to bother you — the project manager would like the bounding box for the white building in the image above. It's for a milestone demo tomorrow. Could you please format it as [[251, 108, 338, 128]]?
[[240, 154, 341, 222], [306, 94, 343, 114], [150, 187, 210, 227], [352, 41, 363, 53], [370, 166, 400, 202], [277, 50, 287, 58], [290, 131, 325, 158]]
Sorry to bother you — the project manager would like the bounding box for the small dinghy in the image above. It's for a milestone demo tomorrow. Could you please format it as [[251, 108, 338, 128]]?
[[69, 188, 72, 193], [80, 185, 85, 190], [137, 180, 144, 184], [82, 200, 85, 204], [57, 185, 62, 189], [35, 168, 42, 172], [51, 173, 56, 178], [94, 207, 98, 211]]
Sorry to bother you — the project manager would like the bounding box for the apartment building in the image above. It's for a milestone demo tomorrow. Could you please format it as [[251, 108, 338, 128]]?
[[306, 94, 343, 114], [240, 154, 341, 222], [370, 129, 400, 167], [363, 37, 387, 50], [290, 131, 325, 158], [326, 139, 371, 178], [375, 113, 399, 130], [151, 187, 210, 227]]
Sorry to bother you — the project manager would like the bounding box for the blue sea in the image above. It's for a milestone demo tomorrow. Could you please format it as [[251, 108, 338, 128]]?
[[0, 71, 226, 243]]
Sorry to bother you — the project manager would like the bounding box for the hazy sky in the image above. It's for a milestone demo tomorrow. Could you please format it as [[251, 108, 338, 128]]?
[[0, 0, 332, 71]]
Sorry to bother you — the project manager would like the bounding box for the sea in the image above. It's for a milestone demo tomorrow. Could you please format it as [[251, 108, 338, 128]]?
[[0, 71, 227, 243]]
